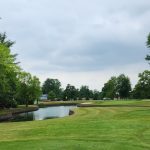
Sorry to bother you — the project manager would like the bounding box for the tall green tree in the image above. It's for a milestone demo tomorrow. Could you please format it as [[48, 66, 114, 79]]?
[[16, 72, 41, 107], [42, 78, 61, 99], [0, 44, 19, 108], [101, 75, 131, 99], [93, 90, 101, 100], [101, 77, 117, 99], [29, 76, 41, 105], [133, 70, 150, 99], [0, 32, 41, 108], [116, 74, 131, 99], [16, 72, 32, 107], [145, 33, 150, 62], [63, 84, 78, 100], [79, 86, 90, 100]]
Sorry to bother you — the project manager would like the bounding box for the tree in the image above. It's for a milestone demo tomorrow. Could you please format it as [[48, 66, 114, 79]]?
[[29, 76, 41, 105], [42, 78, 61, 99], [116, 74, 131, 99], [145, 33, 150, 62], [0, 32, 15, 48], [79, 86, 90, 100], [16, 72, 32, 107], [16, 72, 41, 107], [0, 44, 19, 108], [63, 84, 78, 100], [101, 77, 117, 99], [101, 75, 131, 100], [89, 90, 94, 100], [133, 70, 150, 99], [93, 90, 101, 100], [48, 91, 56, 100], [0, 32, 41, 108]]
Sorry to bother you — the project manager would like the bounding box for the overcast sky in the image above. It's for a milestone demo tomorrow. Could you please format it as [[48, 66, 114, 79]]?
[[0, 0, 150, 90]]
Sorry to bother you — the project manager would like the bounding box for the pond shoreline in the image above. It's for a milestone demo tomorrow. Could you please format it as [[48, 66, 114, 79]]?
[[1, 101, 150, 121], [0, 104, 77, 122], [38, 103, 78, 108], [0, 106, 39, 121]]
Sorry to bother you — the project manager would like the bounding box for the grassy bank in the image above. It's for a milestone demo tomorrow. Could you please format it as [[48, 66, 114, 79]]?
[[38, 100, 86, 107], [39, 99, 150, 107], [0, 100, 150, 150], [0, 105, 38, 117]]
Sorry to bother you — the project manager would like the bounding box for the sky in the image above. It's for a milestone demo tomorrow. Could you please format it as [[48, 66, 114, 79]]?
[[0, 0, 150, 90]]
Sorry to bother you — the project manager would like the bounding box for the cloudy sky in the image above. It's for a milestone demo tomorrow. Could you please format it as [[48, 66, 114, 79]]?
[[0, 0, 150, 90]]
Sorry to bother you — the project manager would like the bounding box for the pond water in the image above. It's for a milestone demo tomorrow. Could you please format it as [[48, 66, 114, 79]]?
[[11, 106, 77, 122]]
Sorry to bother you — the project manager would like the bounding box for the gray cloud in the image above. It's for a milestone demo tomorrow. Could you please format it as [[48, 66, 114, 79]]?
[[0, 0, 150, 88]]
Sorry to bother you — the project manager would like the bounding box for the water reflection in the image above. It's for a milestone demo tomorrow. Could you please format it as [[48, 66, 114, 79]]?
[[12, 106, 76, 122]]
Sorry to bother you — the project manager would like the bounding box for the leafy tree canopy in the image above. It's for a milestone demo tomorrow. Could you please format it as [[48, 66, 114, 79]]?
[[101, 75, 131, 99], [133, 70, 150, 99], [102, 77, 117, 99], [116, 74, 131, 99], [63, 84, 78, 100], [0, 44, 20, 108], [79, 86, 91, 100], [42, 78, 61, 95], [16, 72, 41, 107]]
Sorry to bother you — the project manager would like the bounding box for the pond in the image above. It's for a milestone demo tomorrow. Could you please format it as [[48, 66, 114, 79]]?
[[11, 106, 77, 122]]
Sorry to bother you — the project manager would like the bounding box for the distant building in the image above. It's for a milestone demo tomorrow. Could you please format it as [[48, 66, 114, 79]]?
[[40, 94, 48, 101]]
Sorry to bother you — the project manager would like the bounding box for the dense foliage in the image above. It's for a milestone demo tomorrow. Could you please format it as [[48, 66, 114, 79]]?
[[101, 74, 131, 99], [16, 72, 41, 106], [133, 70, 150, 99], [63, 84, 78, 100], [0, 33, 41, 108], [116, 74, 131, 99], [0, 33, 19, 108], [101, 77, 117, 99], [42, 78, 62, 100]]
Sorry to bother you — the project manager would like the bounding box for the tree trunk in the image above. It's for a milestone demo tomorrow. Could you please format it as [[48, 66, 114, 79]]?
[[26, 99, 28, 107]]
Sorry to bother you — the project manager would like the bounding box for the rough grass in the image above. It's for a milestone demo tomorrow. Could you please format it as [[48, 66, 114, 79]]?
[[39, 99, 150, 107], [38, 100, 86, 107], [0, 100, 150, 150]]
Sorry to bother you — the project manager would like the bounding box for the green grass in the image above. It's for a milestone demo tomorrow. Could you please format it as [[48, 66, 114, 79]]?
[[38, 100, 86, 107], [39, 99, 150, 107], [0, 100, 150, 150], [93, 99, 150, 106]]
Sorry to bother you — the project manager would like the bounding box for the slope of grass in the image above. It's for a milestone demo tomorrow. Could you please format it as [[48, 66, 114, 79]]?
[[0, 101, 150, 150]]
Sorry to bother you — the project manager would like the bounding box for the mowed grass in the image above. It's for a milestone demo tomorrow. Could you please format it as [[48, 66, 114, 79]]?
[[93, 99, 150, 106], [0, 101, 150, 150]]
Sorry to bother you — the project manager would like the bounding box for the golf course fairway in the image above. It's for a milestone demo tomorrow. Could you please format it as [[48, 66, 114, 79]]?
[[0, 101, 150, 150]]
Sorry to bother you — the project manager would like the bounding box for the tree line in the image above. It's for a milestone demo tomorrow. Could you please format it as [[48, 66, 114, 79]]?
[[42, 70, 150, 101], [42, 79, 100, 100]]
